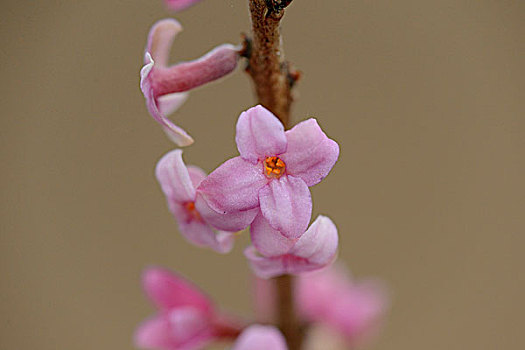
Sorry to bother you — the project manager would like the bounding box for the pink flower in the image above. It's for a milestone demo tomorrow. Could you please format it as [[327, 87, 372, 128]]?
[[195, 105, 339, 238], [232, 325, 288, 350], [296, 265, 389, 347], [245, 214, 339, 278], [156, 149, 235, 253], [164, 0, 204, 12], [135, 267, 241, 350], [140, 19, 240, 146]]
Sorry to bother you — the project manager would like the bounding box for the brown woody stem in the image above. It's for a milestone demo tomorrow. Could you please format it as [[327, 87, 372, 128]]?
[[245, 1, 302, 348], [246, 0, 295, 126], [275, 274, 302, 349]]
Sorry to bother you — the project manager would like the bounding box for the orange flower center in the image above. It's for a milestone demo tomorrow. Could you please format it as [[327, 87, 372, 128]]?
[[184, 201, 201, 221], [264, 156, 286, 178]]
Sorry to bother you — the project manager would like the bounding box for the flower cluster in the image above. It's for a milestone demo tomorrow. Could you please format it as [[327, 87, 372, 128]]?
[[135, 267, 386, 350], [140, 20, 341, 273], [154, 103, 340, 276], [254, 265, 389, 348], [135, 2, 388, 349]]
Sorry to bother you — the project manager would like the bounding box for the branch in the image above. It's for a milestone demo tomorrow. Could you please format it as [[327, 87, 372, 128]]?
[[245, 1, 302, 348], [245, 0, 298, 126], [275, 274, 303, 350]]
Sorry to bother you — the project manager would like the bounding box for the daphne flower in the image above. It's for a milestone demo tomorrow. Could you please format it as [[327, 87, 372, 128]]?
[[141, 19, 240, 146], [245, 214, 338, 278], [296, 265, 389, 347], [195, 105, 339, 238], [164, 0, 204, 12], [232, 325, 288, 350], [156, 149, 235, 253], [135, 267, 241, 350]]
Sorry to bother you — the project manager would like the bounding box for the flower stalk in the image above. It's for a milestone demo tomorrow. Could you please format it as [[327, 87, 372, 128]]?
[[246, 0, 296, 126], [246, 1, 302, 348], [276, 274, 303, 350]]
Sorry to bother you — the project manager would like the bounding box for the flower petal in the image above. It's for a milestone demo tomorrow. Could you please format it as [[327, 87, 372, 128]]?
[[187, 165, 207, 189], [233, 325, 288, 350], [245, 216, 338, 279], [142, 267, 213, 313], [165, 0, 204, 12], [140, 53, 155, 82], [157, 92, 188, 116], [176, 214, 234, 254], [258, 176, 312, 239], [146, 19, 183, 67], [141, 68, 194, 146], [195, 193, 258, 232], [156, 149, 195, 204], [289, 215, 338, 266], [235, 105, 287, 163], [296, 265, 389, 346], [245, 248, 333, 279], [296, 265, 353, 321], [244, 246, 287, 279], [197, 156, 267, 213], [168, 307, 213, 347], [134, 315, 174, 349], [250, 211, 296, 257], [215, 231, 235, 253], [280, 119, 339, 186]]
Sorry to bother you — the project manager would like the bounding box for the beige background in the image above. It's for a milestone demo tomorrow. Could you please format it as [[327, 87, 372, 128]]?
[[1, 0, 524, 349]]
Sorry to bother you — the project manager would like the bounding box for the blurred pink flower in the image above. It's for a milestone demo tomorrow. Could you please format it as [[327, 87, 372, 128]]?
[[195, 105, 339, 238], [232, 325, 288, 350], [245, 214, 338, 278], [140, 19, 240, 146], [156, 149, 235, 253], [164, 0, 204, 12], [296, 265, 389, 347], [135, 267, 241, 350], [253, 264, 388, 347]]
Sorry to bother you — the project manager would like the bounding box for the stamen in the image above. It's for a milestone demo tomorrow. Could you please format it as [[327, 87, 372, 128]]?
[[264, 156, 286, 178], [184, 202, 201, 221]]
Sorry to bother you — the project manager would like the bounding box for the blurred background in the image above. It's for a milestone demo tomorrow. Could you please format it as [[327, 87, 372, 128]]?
[[1, 0, 524, 349]]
